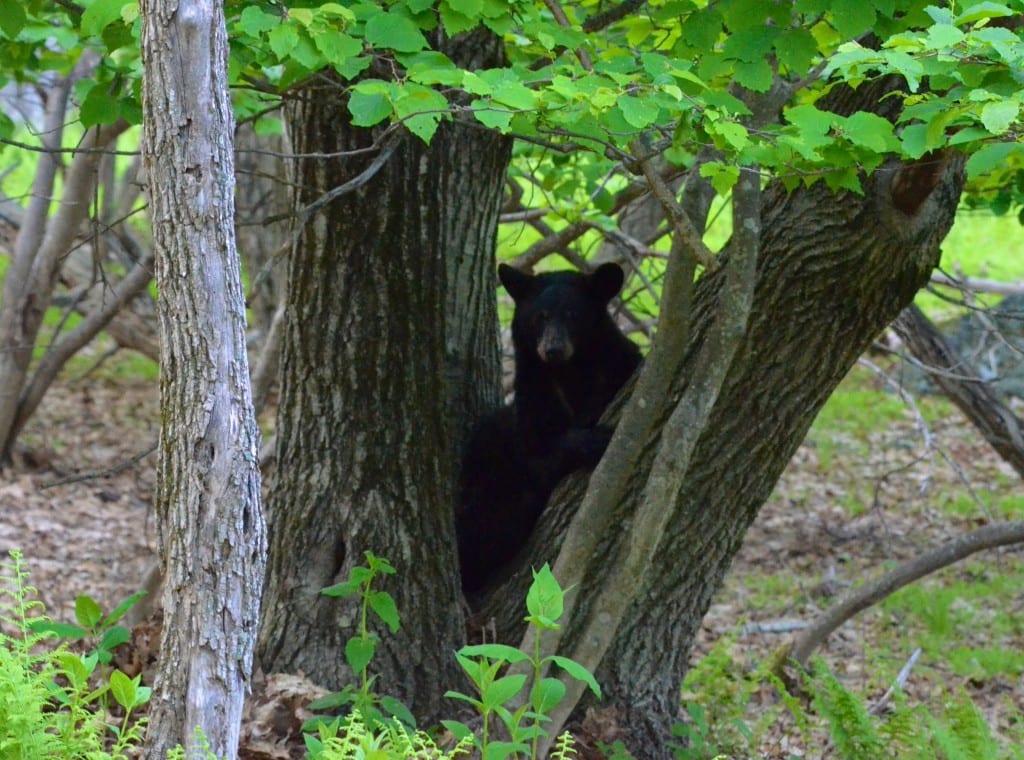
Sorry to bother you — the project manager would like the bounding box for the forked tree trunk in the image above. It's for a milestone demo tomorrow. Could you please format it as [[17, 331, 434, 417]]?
[[479, 83, 966, 756], [140, 0, 266, 756], [258, 32, 510, 721]]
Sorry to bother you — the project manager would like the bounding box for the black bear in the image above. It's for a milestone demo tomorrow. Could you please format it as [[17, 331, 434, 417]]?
[[456, 262, 641, 595]]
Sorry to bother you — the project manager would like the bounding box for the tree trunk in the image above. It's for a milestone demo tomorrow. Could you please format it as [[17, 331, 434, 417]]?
[[479, 84, 966, 756], [258, 32, 510, 722], [140, 0, 266, 756]]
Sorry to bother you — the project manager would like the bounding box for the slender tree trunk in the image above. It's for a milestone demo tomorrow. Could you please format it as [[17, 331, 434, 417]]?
[[258, 32, 509, 721], [480, 82, 966, 757], [140, 0, 266, 756]]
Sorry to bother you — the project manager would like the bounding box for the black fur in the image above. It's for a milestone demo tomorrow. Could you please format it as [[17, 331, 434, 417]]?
[[456, 263, 641, 594]]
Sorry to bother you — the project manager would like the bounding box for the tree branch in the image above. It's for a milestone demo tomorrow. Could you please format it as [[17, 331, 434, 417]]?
[[788, 521, 1024, 668], [893, 304, 1024, 478], [529, 156, 762, 754]]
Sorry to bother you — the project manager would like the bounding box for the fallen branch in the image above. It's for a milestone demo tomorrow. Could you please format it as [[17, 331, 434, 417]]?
[[788, 521, 1024, 668], [868, 647, 921, 716], [41, 441, 158, 489]]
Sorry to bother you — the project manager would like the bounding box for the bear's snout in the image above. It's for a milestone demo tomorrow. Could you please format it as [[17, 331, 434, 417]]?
[[537, 324, 574, 364]]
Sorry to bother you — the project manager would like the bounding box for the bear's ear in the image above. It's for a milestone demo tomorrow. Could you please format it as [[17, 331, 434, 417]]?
[[498, 264, 534, 302], [590, 263, 625, 302]]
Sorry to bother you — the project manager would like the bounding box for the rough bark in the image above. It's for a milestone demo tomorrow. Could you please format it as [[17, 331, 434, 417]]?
[[479, 87, 966, 756], [140, 0, 266, 756], [258, 32, 510, 722]]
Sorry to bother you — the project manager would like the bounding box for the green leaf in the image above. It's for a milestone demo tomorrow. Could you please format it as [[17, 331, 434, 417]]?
[[955, 2, 1014, 25], [75, 594, 103, 628], [380, 695, 416, 727], [699, 162, 740, 194], [82, 0, 130, 37], [29, 620, 87, 639], [843, 111, 900, 152], [722, 25, 780, 63], [900, 123, 929, 158], [530, 676, 566, 713], [481, 674, 527, 711], [830, 0, 876, 38], [345, 636, 376, 674], [313, 30, 362, 66], [364, 13, 428, 53], [617, 95, 659, 128], [447, 0, 482, 17], [104, 590, 147, 627], [925, 24, 965, 50], [680, 7, 722, 50], [492, 80, 536, 111], [965, 142, 1020, 179], [441, 719, 475, 742], [483, 741, 528, 760], [109, 670, 138, 709], [368, 590, 400, 633], [733, 60, 773, 92], [348, 85, 391, 127], [238, 6, 279, 36], [980, 100, 1019, 135], [824, 166, 862, 194], [471, 100, 514, 132], [526, 564, 564, 622], [776, 28, 819, 73], [59, 653, 93, 689], [709, 120, 750, 150], [547, 655, 601, 698], [394, 84, 449, 143], [99, 625, 130, 652], [268, 23, 299, 59], [0, 0, 26, 39], [320, 578, 363, 597], [439, 3, 478, 35]]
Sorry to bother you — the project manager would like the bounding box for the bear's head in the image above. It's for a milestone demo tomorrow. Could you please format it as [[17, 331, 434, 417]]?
[[499, 263, 626, 366]]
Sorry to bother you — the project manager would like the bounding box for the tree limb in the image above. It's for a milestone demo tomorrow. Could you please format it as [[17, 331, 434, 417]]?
[[529, 155, 761, 754], [893, 304, 1024, 478], [788, 521, 1024, 668]]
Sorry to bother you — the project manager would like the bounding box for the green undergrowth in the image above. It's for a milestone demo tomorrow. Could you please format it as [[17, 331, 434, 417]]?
[[0, 550, 149, 759], [677, 636, 1024, 759]]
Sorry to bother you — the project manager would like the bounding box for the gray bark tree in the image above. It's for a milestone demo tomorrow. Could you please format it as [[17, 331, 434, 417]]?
[[257, 31, 510, 722], [139, 0, 266, 756]]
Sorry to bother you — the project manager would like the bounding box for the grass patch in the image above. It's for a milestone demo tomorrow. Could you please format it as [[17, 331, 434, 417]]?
[[883, 574, 1024, 680]]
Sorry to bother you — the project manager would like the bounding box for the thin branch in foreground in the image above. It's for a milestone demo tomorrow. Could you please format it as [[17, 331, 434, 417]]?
[[787, 521, 1024, 668]]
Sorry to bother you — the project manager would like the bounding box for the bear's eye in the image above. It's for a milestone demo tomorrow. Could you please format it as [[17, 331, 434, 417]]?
[[532, 309, 549, 327]]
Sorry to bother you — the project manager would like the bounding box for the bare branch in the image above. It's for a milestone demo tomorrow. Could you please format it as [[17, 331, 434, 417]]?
[[893, 304, 1024, 478], [41, 440, 158, 489], [788, 522, 1024, 667], [930, 272, 1024, 297]]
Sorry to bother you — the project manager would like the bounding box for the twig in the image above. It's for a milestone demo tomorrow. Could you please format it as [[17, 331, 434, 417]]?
[[931, 272, 1024, 297], [41, 441, 159, 489], [741, 620, 810, 636], [867, 648, 922, 716]]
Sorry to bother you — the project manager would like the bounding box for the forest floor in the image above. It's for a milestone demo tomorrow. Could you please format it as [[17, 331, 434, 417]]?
[[1, 357, 1022, 758]]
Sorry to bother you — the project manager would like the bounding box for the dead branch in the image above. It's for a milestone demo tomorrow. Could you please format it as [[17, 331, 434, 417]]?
[[788, 521, 1024, 668], [893, 304, 1024, 478], [41, 440, 159, 489], [868, 647, 921, 716], [931, 272, 1024, 297]]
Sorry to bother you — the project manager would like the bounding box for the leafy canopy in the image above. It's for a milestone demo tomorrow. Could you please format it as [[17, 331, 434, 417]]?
[[2, 0, 1023, 211]]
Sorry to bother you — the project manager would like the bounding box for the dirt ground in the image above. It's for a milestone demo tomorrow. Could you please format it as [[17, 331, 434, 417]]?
[[1, 364, 1021, 757]]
